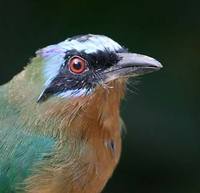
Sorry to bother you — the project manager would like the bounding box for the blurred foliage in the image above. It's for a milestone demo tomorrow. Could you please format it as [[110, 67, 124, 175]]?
[[0, 0, 200, 192]]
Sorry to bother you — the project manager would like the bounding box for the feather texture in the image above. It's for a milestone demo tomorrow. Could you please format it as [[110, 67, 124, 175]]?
[[0, 85, 55, 193], [0, 36, 126, 193]]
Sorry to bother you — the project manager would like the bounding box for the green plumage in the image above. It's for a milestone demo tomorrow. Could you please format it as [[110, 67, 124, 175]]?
[[0, 59, 55, 192]]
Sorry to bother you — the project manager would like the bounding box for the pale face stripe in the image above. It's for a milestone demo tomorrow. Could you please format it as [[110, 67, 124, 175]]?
[[37, 34, 122, 98]]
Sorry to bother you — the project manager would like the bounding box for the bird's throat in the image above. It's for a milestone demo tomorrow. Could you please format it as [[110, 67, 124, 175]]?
[[23, 80, 126, 193]]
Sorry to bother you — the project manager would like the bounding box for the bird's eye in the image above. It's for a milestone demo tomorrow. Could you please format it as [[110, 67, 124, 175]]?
[[68, 56, 87, 74]]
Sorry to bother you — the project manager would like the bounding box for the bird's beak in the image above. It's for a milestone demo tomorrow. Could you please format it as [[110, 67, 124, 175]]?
[[104, 53, 162, 82]]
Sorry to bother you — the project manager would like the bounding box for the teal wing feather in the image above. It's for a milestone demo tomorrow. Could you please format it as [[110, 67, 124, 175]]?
[[0, 85, 55, 193]]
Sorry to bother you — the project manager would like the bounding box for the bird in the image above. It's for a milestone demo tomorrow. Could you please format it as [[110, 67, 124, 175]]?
[[0, 34, 162, 193]]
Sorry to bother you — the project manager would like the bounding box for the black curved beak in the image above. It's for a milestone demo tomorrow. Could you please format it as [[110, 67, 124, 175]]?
[[104, 53, 162, 82]]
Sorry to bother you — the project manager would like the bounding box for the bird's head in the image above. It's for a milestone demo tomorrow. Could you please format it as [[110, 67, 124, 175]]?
[[34, 34, 162, 103]]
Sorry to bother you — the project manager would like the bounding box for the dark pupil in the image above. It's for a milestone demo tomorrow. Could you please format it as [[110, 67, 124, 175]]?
[[73, 61, 82, 70]]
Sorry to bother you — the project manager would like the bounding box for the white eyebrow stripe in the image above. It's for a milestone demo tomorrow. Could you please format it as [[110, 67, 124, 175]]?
[[58, 35, 122, 54], [57, 88, 93, 98], [39, 34, 123, 89]]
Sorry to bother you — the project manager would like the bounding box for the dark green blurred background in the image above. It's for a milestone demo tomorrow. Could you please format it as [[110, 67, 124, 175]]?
[[0, 0, 200, 192]]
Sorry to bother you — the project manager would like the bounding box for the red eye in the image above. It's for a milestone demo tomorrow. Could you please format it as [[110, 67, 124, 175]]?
[[68, 56, 87, 74]]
